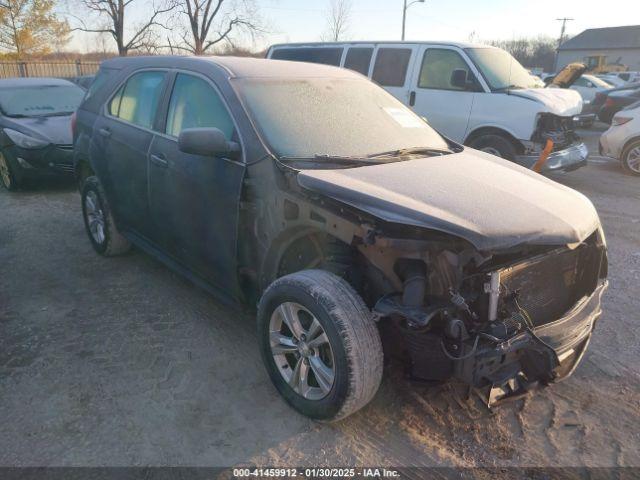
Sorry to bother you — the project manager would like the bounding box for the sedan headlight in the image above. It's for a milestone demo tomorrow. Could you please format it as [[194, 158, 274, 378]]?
[[4, 128, 50, 149]]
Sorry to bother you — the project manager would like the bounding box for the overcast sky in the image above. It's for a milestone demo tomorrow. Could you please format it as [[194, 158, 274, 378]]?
[[66, 0, 639, 53]]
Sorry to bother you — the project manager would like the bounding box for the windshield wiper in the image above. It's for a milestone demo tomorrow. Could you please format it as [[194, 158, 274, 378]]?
[[367, 146, 453, 158], [495, 84, 524, 92], [279, 154, 393, 168]]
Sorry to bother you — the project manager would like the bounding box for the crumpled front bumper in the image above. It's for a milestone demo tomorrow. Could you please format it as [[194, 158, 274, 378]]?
[[515, 142, 589, 172], [457, 281, 607, 406]]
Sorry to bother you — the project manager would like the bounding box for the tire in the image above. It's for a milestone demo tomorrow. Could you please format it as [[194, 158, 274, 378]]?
[[81, 176, 131, 256], [0, 151, 20, 191], [621, 139, 640, 176], [258, 269, 383, 421], [468, 134, 518, 160]]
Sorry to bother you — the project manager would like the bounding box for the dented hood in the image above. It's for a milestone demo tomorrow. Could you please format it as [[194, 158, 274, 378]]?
[[297, 149, 600, 251], [509, 87, 583, 116]]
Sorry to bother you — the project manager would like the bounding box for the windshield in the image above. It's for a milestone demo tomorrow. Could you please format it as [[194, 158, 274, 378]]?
[[0, 84, 84, 117], [235, 77, 449, 159], [465, 47, 541, 90]]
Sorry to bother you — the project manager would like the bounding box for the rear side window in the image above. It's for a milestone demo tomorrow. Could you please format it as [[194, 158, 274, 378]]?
[[165, 73, 235, 139], [108, 71, 165, 129], [371, 48, 412, 87], [271, 47, 343, 66], [418, 49, 474, 91], [344, 47, 373, 76]]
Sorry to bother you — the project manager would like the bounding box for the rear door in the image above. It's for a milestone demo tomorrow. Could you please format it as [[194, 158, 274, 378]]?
[[94, 70, 168, 238], [370, 45, 417, 104], [148, 72, 245, 291], [407, 46, 480, 141]]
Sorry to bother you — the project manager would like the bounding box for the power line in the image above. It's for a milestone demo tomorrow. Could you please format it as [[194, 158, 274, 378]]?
[[556, 17, 574, 48]]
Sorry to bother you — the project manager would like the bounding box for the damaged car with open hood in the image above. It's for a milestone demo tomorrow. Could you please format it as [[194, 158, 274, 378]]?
[[73, 56, 608, 421]]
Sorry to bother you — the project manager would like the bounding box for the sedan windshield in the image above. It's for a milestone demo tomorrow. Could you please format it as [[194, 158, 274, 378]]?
[[465, 47, 541, 91], [0, 84, 84, 117], [235, 77, 449, 160]]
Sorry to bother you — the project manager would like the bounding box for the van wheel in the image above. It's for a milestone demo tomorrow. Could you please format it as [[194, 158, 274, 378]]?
[[258, 269, 383, 421], [621, 140, 640, 176], [468, 134, 517, 160], [0, 151, 20, 191], [81, 176, 131, 256]]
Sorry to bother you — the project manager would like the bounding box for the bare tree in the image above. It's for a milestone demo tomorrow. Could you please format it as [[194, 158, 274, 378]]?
[[171, 0, 260, 55], [72, 0, 175, 56], [323, 0, 351, 42]]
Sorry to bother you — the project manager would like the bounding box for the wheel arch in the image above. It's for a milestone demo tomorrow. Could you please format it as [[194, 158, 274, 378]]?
[[464, 126, 524, 153]]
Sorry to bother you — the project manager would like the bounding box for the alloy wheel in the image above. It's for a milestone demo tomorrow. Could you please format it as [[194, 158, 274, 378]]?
[[84, 190, 106, 245], [269, 302, 335, 400], [627, 146, 640, 174], [0, 153, 12, 189]]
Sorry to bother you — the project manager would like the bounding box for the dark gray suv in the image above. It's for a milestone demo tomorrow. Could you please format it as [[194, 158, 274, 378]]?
[[73, 56, 608, 421]]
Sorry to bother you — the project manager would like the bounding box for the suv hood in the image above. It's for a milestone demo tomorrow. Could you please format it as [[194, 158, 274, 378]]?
[[297, 149, 600, 251], [548, 63, 588, 88], [509, 87, 583, 116]]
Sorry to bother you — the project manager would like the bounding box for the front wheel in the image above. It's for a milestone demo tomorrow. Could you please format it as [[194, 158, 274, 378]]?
[[468, 134, 518, 160], [0, 151, 20, 191], [621, 139, 640, 176], [258, 270, 383, 421]]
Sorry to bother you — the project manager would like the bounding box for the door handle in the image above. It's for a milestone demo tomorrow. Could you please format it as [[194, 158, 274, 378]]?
[[150, 153, 168, 167], [409, 91, 416, 107], [99, 128, 111, 138]]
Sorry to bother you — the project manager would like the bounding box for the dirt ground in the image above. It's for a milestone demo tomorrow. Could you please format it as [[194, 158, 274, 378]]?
[[1, 126, 639, 469]]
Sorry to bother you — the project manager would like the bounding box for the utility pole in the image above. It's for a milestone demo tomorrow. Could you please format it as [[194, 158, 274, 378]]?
[[556, 17, 574, 48], [554, 17, 573, 72], [402, 0, 425, 41]]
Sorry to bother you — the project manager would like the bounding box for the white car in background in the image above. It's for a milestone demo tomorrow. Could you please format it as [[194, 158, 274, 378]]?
[[570, 74, 614, 104], [597, 75, 627, 88], [599, 102, 640, 175]]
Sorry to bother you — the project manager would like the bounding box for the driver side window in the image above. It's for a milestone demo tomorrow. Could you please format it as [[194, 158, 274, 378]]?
[[418, 49, 477, 91], [165, 73, 235, 140]]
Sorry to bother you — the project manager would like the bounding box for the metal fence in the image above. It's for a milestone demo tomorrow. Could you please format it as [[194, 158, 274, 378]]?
[[0, 61, 101, 79]]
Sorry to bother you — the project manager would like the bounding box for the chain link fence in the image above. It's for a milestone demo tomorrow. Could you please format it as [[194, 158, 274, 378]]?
[[0, 60, 100, 79]]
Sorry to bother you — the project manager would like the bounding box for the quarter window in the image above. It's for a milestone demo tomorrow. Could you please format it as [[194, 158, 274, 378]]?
[[108, 71, 165, 129], [344, 47, 373, 76], [165, 73, 235, 140], [418, 49, 475, 91], [371, 48, 412, 87], [271, 47, 344, 66]]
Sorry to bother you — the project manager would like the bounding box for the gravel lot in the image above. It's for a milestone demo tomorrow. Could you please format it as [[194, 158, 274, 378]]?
[[1, 126, 639, 468]]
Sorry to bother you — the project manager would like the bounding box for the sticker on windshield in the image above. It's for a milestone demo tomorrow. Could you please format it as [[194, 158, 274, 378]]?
[[383, 108, 427, 128]]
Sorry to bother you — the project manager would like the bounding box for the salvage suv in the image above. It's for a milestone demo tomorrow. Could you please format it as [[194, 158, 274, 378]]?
[[73, 56, 608, 421]]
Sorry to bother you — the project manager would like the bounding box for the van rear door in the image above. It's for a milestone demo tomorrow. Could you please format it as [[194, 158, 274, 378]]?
[[407, 46, 481, 141]]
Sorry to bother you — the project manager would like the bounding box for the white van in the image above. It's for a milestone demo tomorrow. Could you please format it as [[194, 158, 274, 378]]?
[[266, 42, 588, 172]]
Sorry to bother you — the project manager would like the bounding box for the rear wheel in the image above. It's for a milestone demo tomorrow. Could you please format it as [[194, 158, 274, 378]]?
[[0, 151, 20, 191], [468, 134, 518, 160], [258, 269, 383, 421], [81, 176, 131, 256], [621, 140, 640, 176]]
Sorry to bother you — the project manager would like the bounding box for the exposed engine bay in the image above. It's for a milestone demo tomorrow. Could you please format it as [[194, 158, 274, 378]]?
[[369, 229, 608, 406], [531, 112, 580, 152]]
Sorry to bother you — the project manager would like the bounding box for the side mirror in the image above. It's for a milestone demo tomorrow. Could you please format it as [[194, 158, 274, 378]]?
[[178, 127, 240, 159], [450, 69, 476, 91]]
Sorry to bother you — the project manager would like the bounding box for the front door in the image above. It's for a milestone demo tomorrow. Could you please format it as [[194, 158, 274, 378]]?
[[148, 72, 245, 292], [408, 46, 480, 142], [97, 70, 167, 238]]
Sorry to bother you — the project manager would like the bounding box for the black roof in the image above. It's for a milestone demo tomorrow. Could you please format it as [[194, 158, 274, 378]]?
[[559, 25, 640, 51]]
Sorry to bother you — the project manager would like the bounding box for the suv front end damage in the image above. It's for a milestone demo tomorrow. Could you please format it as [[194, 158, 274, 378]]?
[[517, 112, 588, 172], [370, 229, 607, 407]]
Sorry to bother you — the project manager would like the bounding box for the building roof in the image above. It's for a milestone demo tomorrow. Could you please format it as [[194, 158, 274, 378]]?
[[559, 25, 640, 51]]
